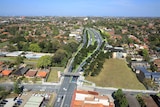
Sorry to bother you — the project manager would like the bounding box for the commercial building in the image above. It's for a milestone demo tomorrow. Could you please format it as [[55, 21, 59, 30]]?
[[71, 90, 114, 107], [24, 96, 44, 107]]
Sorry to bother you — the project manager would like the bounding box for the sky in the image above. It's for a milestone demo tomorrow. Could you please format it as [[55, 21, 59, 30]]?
[[0, 0, 160, 17]]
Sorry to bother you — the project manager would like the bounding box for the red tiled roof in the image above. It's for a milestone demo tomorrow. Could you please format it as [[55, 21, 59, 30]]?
[[25, 70, 37, 77], [76, 90, 99, 95], [142, 96, 158, 107], [36, 71, 47, 78], [154, 59, 160, 67], [71, 90, 114, 107], [84, 103, 104, 107], [1, 70, 12, 76]]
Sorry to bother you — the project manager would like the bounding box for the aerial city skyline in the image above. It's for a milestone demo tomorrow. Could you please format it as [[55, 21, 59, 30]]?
[[0, 0, 160, 17]]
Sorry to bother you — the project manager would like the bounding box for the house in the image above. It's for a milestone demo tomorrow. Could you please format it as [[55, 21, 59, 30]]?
[[25, 70, 37, 78], [125, 94, 141, 107], [111, 35, 122, 39], [135, 67, 151, 82], [14, 67, 29, 76], [135, 67, 160, 86], [1, 69, 12, 76], [153, 59, 160, 72], [130, 61, 150, 71], [131, 55, 143, 61], [112, 47, 124, 52], [142, 95, 158, 107], [150, 95, 160, 107], [112, 52, 127, 59], [36, 71, 47, 78], [129, 44, 134, 48], [104, 46, 127, 59], [151, 72, 160, 85], [71, 89, 114, 107]]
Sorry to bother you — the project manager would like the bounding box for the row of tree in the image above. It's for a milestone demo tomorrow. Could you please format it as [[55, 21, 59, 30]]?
[[72, 30, 89, 69], [83, 41, 112, 76]]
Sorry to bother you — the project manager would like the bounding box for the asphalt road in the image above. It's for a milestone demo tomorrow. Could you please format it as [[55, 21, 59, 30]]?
[[76, 28, 103, 72], [93, 86, 158, 95], [0, 83, 60, 93], [53, 74, 77, 107]]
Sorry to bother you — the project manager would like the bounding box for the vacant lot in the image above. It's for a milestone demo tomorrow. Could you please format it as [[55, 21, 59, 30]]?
[[47, 67, 64, 82], [86, 59, 146, 90]]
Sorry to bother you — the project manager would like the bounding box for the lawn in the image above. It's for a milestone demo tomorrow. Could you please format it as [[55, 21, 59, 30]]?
[[47, 93, 56, 107], [0, 57, 38, 64], [46, 67, 64, 82], [0, 42, 9, 48], [0, 57, 15, 62], [90, 31, 95, 45], [86, 59, 146, 90], [0, 76, 9, 82]]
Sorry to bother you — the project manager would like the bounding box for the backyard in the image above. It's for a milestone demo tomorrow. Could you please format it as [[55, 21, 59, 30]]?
[[86, 58, 146, 90], [46, 67, 64, 82]]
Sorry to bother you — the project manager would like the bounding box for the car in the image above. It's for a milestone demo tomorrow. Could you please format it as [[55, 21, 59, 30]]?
[[57, 97, 61, 103], [2, 99, 8, 102], [63, 88, 67, 91], [13, 97, 17, 101], [0, 102, 6, 105], [61, 96, 63, 99]]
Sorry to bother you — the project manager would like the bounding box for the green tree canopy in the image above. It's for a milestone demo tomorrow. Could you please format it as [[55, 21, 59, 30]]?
[[100, 29, 110, 39], [138, 49, 150, 61], [15, 56, 24, 65], [37, 55, 52, 68], [52, 49, 68, 66], [29, 43, 41, 52], [13, 81, 20, 94], [114, 89, 128, 107]]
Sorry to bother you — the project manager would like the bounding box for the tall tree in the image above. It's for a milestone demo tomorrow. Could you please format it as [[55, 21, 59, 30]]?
[[15, 56, 24, 65], [52, 49, 68, 66], [29, 43, 41, 52], [37, 55, 52, 68], [13, 81, 20, 94], [114, 89, 128, 107], [142, 49, 150, 61]]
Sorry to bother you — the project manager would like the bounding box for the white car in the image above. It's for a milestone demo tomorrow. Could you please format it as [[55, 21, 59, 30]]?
[[63, 88, 67, 91]]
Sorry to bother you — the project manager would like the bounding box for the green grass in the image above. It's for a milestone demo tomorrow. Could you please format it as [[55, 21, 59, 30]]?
[[157, 93, 160, 97], [0, 57, 38, 63], [0, 57, 15, 62], [86, 59, 146, 90], [47, 67, 64, 82], [91, 31, 95, 45], [0, 42, 9, 48], [0, 57, 38, 68], [0, 77, 9, 82], [83, 82, 92, 86], [47, 93, 56, 107]]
